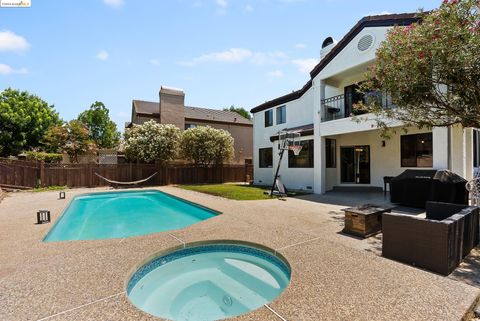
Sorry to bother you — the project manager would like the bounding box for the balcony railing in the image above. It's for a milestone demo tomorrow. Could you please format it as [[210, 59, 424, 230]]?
[[322, 94, 346, 122], [321, 91, 394, 122]]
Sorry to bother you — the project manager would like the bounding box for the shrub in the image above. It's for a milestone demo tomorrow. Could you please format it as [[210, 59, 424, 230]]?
[[25, 151, 63, 163], [123, 120, 181, 163], [179, 126, 234, 166]]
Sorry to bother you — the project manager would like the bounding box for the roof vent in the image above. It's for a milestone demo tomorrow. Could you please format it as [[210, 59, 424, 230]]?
[[320, 37, 337, 59], [321, 37, 334, 49], [357, 34, 374, 52]]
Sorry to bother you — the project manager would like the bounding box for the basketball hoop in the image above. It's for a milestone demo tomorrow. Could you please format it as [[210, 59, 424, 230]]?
[[289, 144, 303, 156]]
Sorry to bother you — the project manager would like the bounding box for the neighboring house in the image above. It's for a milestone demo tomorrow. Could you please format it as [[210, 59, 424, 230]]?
[[127, 86, 253, 164], [251, 13, 480, 194]]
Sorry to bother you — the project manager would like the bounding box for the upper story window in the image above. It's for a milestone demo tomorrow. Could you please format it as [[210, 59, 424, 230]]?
[[264, 110, 273, 127], [185, 123, 197, 130], [259, 147, 273, 168], [401, 133, 433, 167], [276, 105, 286, 124], [288, 140, 314, 168]]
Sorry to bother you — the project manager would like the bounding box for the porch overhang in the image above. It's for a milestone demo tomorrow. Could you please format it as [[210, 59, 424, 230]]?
[[269, 123, 314, 142]]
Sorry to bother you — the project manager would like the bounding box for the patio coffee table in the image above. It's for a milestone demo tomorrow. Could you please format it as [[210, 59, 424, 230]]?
[[341, 204, 392, 238]]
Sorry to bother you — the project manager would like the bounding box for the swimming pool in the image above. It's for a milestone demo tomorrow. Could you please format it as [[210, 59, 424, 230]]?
[[127, 243, 291, 321], [44, 190, 218, 242]]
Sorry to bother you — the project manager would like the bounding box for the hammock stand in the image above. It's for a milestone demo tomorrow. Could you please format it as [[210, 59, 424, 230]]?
[[94, 172, 157, 188]]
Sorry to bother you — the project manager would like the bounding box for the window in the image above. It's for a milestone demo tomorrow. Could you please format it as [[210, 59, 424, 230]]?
[[276, 105, 286, 124], [264, 110, 273, 127], [325, 138, 336, 168], [401, 133, 433, 167], [259, 148, 273, 168], [185, 123, 197, 130], [288, 140, 314, 168]]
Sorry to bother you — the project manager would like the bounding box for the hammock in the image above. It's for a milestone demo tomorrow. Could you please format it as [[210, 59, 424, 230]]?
[[94, 172, 157, 186]]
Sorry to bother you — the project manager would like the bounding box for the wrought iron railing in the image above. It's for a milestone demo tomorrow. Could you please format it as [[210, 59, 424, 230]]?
[[321, 91, 394, 122], [321, 94, 345, 122]]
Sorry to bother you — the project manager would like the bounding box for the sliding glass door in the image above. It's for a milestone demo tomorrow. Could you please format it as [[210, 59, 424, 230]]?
[[340, 146, 370, 184]]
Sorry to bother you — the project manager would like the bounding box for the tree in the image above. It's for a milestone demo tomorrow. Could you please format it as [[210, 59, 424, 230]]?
[[358, 0, 480, 132], [223, 105, 252, 120], [124, 120, 181, 163], [0, 88, 61, 156], [179, 126, 234, 166], [77, 101, 120, 149], [43, 120, 97, 163]]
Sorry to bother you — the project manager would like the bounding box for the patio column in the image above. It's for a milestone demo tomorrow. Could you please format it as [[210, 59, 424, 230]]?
[[313, 79, 326, 194]]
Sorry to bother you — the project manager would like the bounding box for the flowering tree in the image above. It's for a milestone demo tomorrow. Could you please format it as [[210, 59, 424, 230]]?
[[179, 126, 234, 166], [359, 0, 480, 131], [124, 120, 181, 163], [43, 120, 97, 163]]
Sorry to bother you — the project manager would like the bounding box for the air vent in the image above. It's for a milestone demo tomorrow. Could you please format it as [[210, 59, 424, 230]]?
[[357, 34, 374, 52]]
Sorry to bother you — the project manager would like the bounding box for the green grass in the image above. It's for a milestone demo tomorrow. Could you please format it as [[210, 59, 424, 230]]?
[[32, 186, 67, 192], [178, 184, 274, 200]]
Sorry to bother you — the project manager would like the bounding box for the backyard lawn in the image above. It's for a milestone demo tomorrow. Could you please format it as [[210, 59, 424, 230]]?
[[178, 184, 275, 200]]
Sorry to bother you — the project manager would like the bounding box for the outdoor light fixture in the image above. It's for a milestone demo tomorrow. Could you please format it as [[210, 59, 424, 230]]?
[[36, 210, 51, 224]]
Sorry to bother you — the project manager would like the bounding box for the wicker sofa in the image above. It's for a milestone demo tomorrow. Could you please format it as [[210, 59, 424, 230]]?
[[382, 202, 479, 275]]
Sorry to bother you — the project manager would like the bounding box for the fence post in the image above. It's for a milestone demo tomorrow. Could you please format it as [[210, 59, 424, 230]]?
[[88, 164, 93, 187], [39, 161, 45, 187], [129, 162, 133, 182]]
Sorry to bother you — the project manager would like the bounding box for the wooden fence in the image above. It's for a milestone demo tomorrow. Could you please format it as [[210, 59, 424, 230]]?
[[0, 158, 253, 189]]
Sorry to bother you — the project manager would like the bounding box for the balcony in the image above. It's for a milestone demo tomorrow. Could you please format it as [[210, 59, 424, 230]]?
[[321, 91, 393, 122]]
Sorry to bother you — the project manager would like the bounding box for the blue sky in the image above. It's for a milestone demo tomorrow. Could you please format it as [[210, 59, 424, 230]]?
[[1, 0, 440, 131]]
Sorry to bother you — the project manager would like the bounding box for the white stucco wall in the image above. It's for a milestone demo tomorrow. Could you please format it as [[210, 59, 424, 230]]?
[[317, 26, 390, 80], [324, 127, 435, 190], [253, 86, 315, 187]]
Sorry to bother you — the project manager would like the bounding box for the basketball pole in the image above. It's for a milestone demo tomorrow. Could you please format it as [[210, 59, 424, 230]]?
[[270, 139, 287, 197]]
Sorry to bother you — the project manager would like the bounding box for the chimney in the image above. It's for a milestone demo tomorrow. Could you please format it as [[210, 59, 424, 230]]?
[[320, 36, 336, 59], [159, 86, 185, 130]]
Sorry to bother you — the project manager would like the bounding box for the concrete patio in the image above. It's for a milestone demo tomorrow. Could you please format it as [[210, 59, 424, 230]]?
[[0, 187, 479, 321]]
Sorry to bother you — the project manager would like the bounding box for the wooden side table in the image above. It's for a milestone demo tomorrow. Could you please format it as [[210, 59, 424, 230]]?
[[342, 204, 392, 238]]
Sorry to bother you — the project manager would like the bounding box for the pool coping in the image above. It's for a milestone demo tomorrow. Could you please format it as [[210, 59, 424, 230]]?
[[42, 188, 222, 243]]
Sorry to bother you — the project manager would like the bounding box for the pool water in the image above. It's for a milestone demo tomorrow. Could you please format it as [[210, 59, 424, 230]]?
[[44, 190, 217, 242], [127, 244, 291, 321]]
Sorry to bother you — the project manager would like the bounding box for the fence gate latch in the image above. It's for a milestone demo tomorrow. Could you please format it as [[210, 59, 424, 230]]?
[[37, 210, 51, 224]]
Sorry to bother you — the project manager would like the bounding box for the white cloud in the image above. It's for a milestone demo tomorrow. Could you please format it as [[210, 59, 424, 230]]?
[[251, 51, 287, 65], [215, 0, 227, 7], [149, 58, 160, 66], [295, 43, 307, 49], [0, 63, 28, 75], [292, 58, 318, 74], [266, 70, 284, 78], [103, 0, 124, 8], [0, 30, 29, 52], [180, 48, 288, 66], [367, 11, 392, 16], [180, 48, 252, 66], [215, 0, 227, 15], [97, 50, 109, 61], [244, 4, 253, 12]]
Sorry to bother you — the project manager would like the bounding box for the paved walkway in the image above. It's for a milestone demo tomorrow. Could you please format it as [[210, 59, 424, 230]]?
[[0, 187, 478, 321]]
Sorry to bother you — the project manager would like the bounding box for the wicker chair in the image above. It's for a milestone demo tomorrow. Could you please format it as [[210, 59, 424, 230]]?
[[382, 202, 479, 275]]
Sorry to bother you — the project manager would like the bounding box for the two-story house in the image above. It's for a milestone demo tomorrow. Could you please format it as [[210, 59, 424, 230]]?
[[251, 13, 479, 194], [127, 86, 253, 164]]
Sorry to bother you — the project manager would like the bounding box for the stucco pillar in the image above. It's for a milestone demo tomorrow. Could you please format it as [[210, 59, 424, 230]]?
[[464, 128, 474, 180], [450, 124, 473, 179], [432, 127, 449, 170], [313, 79, 326, 194]]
